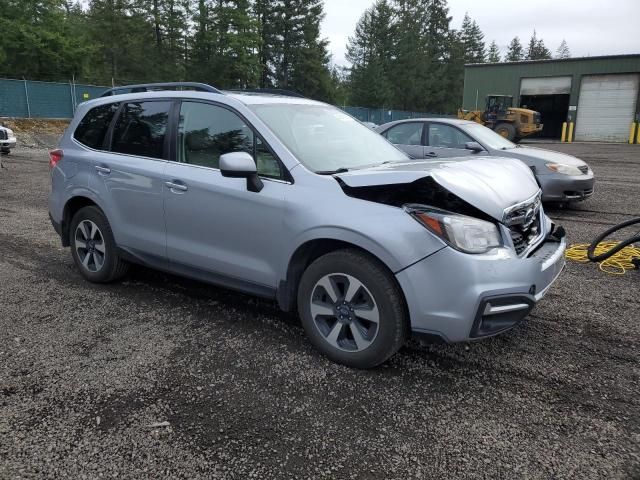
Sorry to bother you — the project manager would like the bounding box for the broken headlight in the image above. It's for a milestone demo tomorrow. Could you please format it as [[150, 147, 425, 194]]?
[[404, 205, 501, 254]]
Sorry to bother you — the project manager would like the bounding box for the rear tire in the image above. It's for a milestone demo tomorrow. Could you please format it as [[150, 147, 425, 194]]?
[[297, 249, 408, 369], [495, 123, 516, 141], [69, 206, 129, 283]]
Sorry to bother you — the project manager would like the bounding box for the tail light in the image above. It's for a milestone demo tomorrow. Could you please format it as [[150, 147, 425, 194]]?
[[49, 149, 63, 169]]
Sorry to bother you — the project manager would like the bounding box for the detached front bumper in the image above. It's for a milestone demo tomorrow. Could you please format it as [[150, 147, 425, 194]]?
[[397, 230, 566, 343], [539, 173, 595, 202]]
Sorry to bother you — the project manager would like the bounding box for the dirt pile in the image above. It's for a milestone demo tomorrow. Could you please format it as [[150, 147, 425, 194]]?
[[0, 118, 69, 149]]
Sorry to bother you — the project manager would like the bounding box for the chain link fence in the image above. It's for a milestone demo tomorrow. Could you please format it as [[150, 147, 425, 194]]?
[[0, 78, 450, 123], [0, 78, 109, 119]]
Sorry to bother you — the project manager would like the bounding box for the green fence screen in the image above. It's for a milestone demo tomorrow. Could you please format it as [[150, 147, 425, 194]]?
[[0, 78, 449, 123]]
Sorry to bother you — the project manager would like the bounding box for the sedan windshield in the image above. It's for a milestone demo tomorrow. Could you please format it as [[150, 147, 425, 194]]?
[[463, 123, 517, 150], [249, 103, 407, 172]]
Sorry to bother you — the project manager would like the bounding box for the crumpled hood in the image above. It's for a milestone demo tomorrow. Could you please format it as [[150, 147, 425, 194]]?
[[336, 157, 540, 222], [505, 146, 587, 167]]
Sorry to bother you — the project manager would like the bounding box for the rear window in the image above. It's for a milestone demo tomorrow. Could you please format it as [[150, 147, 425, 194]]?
[[111, 101, 171, 159], [73, 103, 119, 150]]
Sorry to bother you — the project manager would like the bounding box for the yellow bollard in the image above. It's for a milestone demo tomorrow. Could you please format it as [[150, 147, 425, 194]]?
[[561, 122, 567, 142], [567, 122, 574, 143], [637, 123, 640, 144], [630, 123, 637, 144]]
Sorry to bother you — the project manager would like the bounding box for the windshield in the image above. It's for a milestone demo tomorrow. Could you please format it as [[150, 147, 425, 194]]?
[[464, 123, 517, 150], [248, 103, 407, 172]]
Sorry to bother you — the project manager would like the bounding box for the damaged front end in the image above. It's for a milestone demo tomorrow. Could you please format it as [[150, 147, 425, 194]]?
[[335, 158, 552, 257]]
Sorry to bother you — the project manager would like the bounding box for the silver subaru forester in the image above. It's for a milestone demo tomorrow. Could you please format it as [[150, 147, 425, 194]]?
[[48, 83, 566, 368]]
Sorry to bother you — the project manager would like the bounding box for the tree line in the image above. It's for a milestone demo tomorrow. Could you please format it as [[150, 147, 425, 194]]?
[[347, 2, 571, 113], [0, 0, 571, 114], [0, 0, 341, 102]]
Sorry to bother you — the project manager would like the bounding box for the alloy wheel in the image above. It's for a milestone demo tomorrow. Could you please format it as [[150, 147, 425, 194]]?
[[74, 220, 106, 272], [309, 273, 380, 352]]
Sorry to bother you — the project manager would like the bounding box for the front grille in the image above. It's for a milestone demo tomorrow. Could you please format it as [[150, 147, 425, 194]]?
[[578, 165, 589, 174], [503, 193, 544, 256], [0, 130, 7, 141], [509, 212, 542, 255]]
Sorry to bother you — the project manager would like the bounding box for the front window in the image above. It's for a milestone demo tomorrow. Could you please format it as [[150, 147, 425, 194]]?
[[428, 123, 473, 149], [177, 102, 282, 178], [248, 104, 407, 172], [463, 124, 517, 150]]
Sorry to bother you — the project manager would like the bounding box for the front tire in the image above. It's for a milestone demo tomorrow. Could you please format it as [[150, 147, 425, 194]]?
[[69, 206, 129, 283], [297, 249, 408, 368]]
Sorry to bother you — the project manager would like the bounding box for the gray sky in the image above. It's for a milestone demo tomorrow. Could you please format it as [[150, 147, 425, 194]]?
[[322, 0, 640, 66]]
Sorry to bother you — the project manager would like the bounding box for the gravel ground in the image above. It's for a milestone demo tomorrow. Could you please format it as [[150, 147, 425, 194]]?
[[1, 143, 639, 479]]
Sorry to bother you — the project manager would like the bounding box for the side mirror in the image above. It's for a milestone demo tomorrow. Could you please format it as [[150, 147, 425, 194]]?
[[220, 152, 263, 193], [465, 141, 484, 153]]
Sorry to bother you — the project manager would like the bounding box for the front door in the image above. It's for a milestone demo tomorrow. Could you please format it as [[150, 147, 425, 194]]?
[[163, 101, 287, 290]]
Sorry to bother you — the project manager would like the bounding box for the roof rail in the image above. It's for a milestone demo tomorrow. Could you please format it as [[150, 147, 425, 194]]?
[[226, 88, 306, 99], [100, 82, 222, 97]]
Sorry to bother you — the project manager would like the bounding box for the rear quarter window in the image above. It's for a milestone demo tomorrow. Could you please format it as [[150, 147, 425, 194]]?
[[111, 101, 171, 159], [73, 103, 120, 150]]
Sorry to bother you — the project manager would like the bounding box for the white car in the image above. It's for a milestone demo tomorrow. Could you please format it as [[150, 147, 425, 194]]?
[[0, 125, 17, 153]]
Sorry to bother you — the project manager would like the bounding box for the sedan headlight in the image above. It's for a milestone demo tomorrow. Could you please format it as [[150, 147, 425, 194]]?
[[545, 163, 583, 175], [404, 205, 501, 254]]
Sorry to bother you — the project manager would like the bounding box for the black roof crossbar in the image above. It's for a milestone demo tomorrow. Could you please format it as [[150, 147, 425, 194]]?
[[100, 82, 222, 97], [225, 88, 307, 98]]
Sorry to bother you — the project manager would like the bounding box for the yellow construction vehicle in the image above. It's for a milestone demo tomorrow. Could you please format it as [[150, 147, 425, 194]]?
[[458, 95, 543, 141]]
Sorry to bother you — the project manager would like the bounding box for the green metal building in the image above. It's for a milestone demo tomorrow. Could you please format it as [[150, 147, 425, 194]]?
[[462, 54, 640, 142]]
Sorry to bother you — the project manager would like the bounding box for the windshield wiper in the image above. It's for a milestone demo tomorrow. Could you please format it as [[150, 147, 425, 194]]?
[[315, 167, 350, 175]]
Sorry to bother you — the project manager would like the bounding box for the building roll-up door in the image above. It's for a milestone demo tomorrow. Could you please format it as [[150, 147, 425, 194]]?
[[520, 76, 572, 95], [575, 74, 639, 142]]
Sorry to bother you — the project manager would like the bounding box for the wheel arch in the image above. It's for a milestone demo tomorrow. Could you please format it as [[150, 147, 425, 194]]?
[[277, 238, 409, 316], [61, 195, 107, 247]]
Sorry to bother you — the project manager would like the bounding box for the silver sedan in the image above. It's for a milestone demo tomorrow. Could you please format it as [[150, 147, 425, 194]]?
[[376, 118, 595, 203]]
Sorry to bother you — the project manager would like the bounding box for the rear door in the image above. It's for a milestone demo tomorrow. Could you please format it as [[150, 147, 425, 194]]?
[[163, 101, 287, 290], [90, 100, 171, 263], [381, 122, 428, 159], [425, 122, 475, 158]]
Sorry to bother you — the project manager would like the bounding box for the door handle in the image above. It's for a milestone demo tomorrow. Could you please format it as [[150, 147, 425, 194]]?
[[165, 181, 188, 192], [95, 165, 111, 175], [425, 152, 437, 157]]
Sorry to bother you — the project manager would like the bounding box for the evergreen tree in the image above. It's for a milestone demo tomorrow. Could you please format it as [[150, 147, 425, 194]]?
[[86, 0, 159, 83], [487, 40, 500, 63], [526, 30, 552, 60], [283, 0, 333, 101], [211, 0, 261, 88], [556, 39, 571, 59], [505, 36, 524, 61], [254, 0, 279, 88], [0, 0, 87, 80], [346, 0, 395, 108], [459, 13, 485, 63], [442, 29, 466, 112], [421, 0, 453, 111]]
